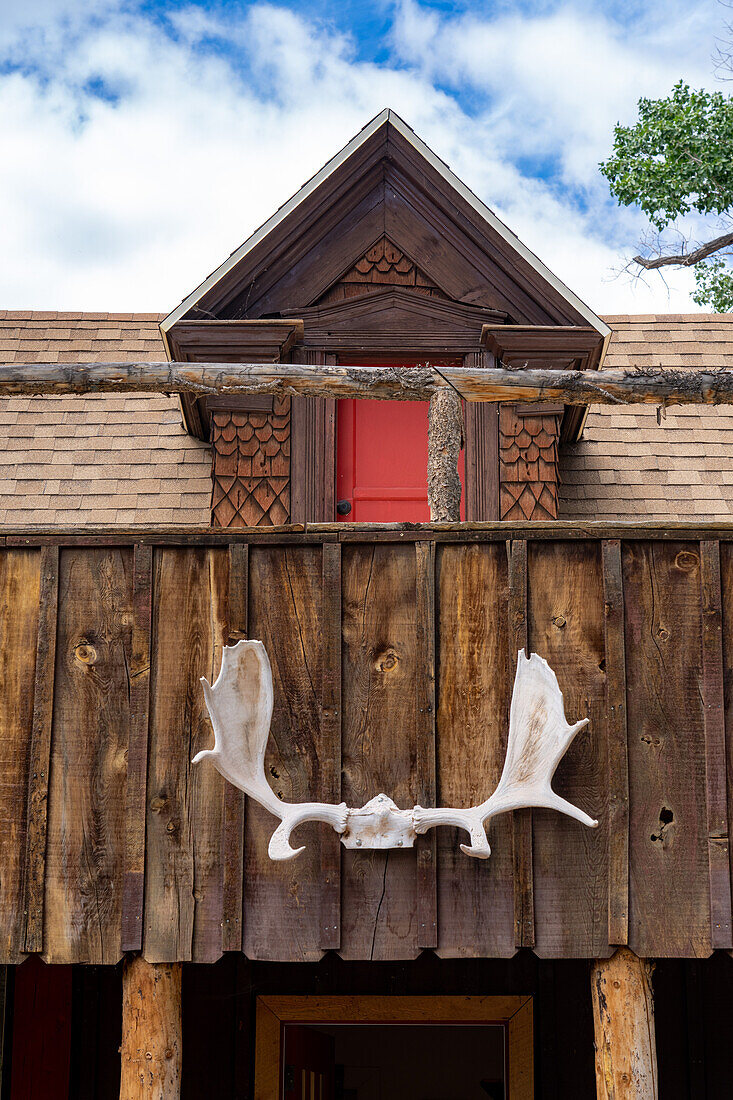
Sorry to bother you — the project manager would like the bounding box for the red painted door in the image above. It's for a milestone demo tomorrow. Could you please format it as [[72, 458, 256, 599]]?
[[336, 394, 465, 522]]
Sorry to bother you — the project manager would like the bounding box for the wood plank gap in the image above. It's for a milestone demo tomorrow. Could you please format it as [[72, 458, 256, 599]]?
[[508, 539, 534, 948], [22, 544, 59, 953], [416, 541, 438, 949], [121, 544, 154, 952], [700, 540, 733, 948], [603, 539, 630, 946], [320, 542, 342, 950], [222, 543, 248, 952]]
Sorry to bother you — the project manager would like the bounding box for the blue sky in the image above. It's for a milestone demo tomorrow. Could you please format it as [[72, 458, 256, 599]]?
[[0, 0, 728, 312]]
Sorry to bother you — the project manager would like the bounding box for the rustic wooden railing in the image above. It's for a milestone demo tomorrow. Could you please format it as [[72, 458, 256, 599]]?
[[1, 523, 732, 966]]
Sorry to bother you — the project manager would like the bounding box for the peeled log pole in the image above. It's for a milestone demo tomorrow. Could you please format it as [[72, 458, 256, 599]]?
[[120, 957, 182, 1100], [591, 949, 658, 1099], [3, 361, 733, 406], [428, 389, 463, 521]]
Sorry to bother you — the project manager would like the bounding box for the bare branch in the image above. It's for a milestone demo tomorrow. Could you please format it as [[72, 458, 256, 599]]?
[[633, 229, 733, 269]]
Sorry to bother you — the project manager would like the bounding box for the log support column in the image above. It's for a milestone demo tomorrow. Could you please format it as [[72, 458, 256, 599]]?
[[120, 956, 182, 1100], [428, 389, 463, 522], [591, 948, 658, 1099]]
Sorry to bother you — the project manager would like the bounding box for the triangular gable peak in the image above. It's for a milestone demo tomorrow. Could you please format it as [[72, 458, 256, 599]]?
[[161, 109, 610, 337]]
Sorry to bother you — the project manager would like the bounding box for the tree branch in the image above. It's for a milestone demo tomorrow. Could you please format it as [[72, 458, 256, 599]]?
[[633, 230, 733, 269]]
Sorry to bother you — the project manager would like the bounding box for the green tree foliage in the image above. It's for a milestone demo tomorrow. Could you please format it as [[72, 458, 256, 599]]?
[[600, 81, 733, 310]]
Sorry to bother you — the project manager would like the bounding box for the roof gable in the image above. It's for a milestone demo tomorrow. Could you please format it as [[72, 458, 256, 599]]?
[[161, 109, 609, 342]]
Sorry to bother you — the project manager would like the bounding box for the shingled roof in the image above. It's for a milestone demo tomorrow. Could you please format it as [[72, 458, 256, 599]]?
[[558, 315, 733, 521], [0, 310, 732, 525], [0, 312, 211, 525]]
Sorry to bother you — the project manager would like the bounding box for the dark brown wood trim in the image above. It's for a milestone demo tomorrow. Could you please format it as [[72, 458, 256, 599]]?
[[121, 544, 154, 952], [508, 538, 534, 948], [22, 545, 59, 953], [415, 541, 438, 949], [602, 539, 629, 946], [290, 351, 337, 524], [222, 543, 249, 952], [700, 540, 733, 948], [320, 542, 342, 950], [464, 352, 499, 522]]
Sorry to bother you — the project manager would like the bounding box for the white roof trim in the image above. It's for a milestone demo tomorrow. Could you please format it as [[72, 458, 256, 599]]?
[[161, 108, 610, 350]]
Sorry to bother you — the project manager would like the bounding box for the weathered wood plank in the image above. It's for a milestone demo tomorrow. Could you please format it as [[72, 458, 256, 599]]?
[[222, 543, 248, 953], [529, 541, 609, 958], [0, 550, 41, 962], [22, 546, 59, 954], [243, 545, 325, 961], [340, 543, 419, 960], [320, 542, 342, 951], [602, 539, 629, 947], [4, 359, 733, 406], [415, 541, 437, 949], [508, 539, 534, 948], [11, 520, 733, 546], [435, 542, 514, 958], [701, 541, 733, 948], [624, 541, 710, 957], [121, 544, 153, 952], [43, 548, 131, 963], [144, 547, 227, 963]]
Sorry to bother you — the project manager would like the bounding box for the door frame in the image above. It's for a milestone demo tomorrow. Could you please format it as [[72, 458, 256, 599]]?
[[254, 994, 533, 1100]]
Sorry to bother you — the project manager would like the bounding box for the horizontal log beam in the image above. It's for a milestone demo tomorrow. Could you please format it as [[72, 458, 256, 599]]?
[[1, 361, 733, 405]]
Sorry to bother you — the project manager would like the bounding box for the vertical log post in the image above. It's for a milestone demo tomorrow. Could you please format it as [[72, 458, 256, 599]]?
[[591, 948, 658, 1099], [427, 389, 463, 522], [120, 956, 182, 1100]]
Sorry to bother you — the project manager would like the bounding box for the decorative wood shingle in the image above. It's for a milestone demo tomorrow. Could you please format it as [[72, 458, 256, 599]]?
[[211, 399, 291, 527]]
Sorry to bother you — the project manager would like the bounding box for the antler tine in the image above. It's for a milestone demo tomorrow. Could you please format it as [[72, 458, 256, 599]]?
[[414, 649, 597, 858], [194, 641, 347, 860]]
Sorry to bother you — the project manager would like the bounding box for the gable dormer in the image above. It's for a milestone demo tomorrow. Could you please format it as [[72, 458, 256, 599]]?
[[162, 109, 608, 526]]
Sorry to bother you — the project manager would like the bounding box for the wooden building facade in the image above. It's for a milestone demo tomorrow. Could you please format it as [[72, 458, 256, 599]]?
[[2, 111, 732, 1100]]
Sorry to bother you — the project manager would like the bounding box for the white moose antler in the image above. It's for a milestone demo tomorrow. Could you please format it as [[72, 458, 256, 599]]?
[[195, 641, 597, 861], [194, 641, 348, 859], [412, 649, 598, 857]]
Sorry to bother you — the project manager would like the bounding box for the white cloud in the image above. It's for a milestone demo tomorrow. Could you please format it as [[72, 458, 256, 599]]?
[[0, 0, 722, 314]]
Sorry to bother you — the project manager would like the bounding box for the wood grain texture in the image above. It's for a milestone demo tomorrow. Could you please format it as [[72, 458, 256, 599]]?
[[602, 539, 629, 947], [22, 546, 58, 954], [120, 956, 181, 1100], [0, 550, 40, 962], [528, 541, 609, 958], [624, 541, 710, 957], [144, 547, 227, 963], [591, 948, 658, 1099], [719, 543, 733, 960], [435, 542, 514, 958], [415, 541, 437, 949], [508, 539, 534, 948], [121, 543, 153, 952], [222, 543, 248, 953], [243, 545, 325, 961], [320, 542, 342, 950], [700, 541, 732, 949], [43, 548, 131, 964], [339, 543, 419, 960]]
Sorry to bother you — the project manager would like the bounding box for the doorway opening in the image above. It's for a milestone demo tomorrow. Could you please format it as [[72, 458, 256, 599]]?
[[255, 995, 533, 1100], [285, 1022, 505, 1100], [335, 359, 466, 523]]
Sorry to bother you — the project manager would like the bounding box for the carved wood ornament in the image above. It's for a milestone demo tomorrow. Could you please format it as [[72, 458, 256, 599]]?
[[194, 640, 597, 861]]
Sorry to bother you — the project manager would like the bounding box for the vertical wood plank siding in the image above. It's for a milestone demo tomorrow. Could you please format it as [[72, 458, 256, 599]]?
[[222, 543, 248, 952], [0, 533, 731, 963], [243, 546, 326, 960], [0, 550, 41, 961], [121, 544, 153, 952]]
